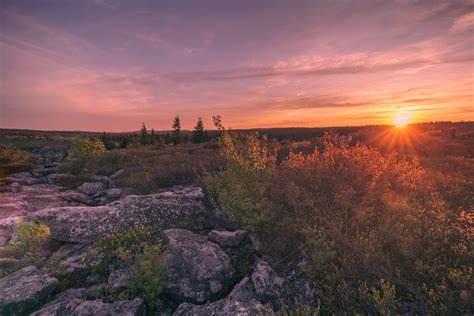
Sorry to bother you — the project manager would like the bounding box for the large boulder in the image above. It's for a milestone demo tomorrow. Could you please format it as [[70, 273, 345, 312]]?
[[164, 229, 234, 303], [28, 186, 211, 243], [0, 266, 58, 315], [31, 288, 145, 316], [173, 299, 270, 316], [6, 172, 43, 185], [78, 182, 107, 196]]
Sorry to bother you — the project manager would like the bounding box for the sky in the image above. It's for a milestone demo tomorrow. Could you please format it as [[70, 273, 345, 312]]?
[[0, 0, 473, 131]]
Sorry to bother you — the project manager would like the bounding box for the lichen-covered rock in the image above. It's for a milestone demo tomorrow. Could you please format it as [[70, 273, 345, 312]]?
[[28, 186, 211, 243], [78, 182, 107, 196], [164, 229, 234, 303], [6, 172, 43, 185], [0, 266, 58, 315], [31, 288, 145, 316], [226, 259, 318, 311], [61, 191, 96, 206], [107, 265, 137, 294], [173, 299, 270, 316], [208, 229, 249, 247]]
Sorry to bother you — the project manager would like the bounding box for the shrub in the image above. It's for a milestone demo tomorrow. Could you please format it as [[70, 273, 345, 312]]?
[[204, 127, 472, 314], [0, 145, 35, 176], [1, 221, 52, 277], [72, 137, 105, 161], [121, 244, 167, 311]]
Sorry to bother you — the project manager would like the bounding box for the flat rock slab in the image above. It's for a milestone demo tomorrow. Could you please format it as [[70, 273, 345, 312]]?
[[78, 182, 107, 196], [28, 186, 210, 243], [164, 229, 234, 304], [31, 288, 145, 316], [0, 265, 58, 315]]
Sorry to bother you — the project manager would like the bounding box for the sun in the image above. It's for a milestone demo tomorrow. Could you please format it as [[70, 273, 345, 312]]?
[[393, 113, 410, 127]]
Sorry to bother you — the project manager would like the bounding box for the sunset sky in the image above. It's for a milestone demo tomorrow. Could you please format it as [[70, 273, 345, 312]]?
[[1, 0, 473, 131]]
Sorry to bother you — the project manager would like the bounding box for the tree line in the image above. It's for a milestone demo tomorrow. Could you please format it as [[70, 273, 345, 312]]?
[[100, 115, 209, 149]]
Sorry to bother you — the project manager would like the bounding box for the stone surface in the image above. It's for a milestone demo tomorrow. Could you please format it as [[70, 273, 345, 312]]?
[[31, 288, 145, 316], [78, 182, 107, 196], [61, 191, 96, 206], [226, 259, 318, 310], [107, 265, 137, 294], [109, 169, 124, 180], [173, 299, 270, 316], [164, 228, 234, 303], [208, 229, 249, 247], [0, 266, 58, 315], [29, 186, 210, 243]]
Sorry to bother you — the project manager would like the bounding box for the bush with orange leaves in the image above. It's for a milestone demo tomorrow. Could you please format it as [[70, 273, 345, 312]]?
[[204, 125, 472, 314]]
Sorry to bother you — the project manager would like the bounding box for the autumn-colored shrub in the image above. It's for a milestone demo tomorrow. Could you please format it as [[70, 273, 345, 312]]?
[[204, 127, 472, 314], [0, 145, 35, 176]]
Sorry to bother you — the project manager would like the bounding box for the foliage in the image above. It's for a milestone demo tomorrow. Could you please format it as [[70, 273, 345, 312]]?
[[203, 116, 275, 225], [140, 123, 148, 145], [71, 137, 105, 161], [1, 221, 52, 277], [192, 117, 207, 143], [86, 225, 167, 311], [62, 144, 221, 193], [0, 145, 35, 176], [172, 115, 181, 145], [120, 244, 167, 311], [204, 126, 473, 314]]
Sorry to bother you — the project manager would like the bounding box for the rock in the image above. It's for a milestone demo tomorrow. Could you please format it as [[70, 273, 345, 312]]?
[[208, 230, 249, 247], [47, 173, 72, 184], [33, 167, 58, 176], [107, 265, 137, 294], [0, 266, 58, 315], [93, 175, 110, 185], [47, 244, 92, 287], [31, 288, 145, 316], [0, 216, 21, 245], [109, 169, 124, 180], [78, 182, 107, 196], [104, 188, 123, 199], [225, 259, 318, 311], [29, 186, 211, 243], [7, 172, 43, 185], [248, 232, 264, 254], [173, 299, 270, 316], [164, 229, 234, 303], [61, 191, 96, 206]]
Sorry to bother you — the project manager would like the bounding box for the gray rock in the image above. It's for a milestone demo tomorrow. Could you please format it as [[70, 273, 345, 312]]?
[[107, 265, 137, 294], [0, 266, 58, 315], [93, 175, 110, 185], [61, 191, 96, 206], [28, 186, 211, 243], [47, 173, 71, 184], [104, 188, 123, 199], [173, 299, 270, 316], [164, 229, 234, 303], [33, 167, 58, 176], [226, 259, 318, 311], [7, 172, 43, 185], [208, 230, 249, 247], [31, 288, 145, 316], [78, 182, 107, 196]]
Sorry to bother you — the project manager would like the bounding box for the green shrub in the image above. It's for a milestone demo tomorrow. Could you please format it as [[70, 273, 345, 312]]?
[[60, 137, 105, 175], [204, 126, 472, 314], [121, 244, 167, 311], [1, 221, 52, 276], [0, 145, 35, 176], [86, 225, 167, 311]]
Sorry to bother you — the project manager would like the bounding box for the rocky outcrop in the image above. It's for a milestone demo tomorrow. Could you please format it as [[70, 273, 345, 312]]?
[[208, 229, 249, 247], [78, 182, 107, 196], [0, 266, 58, 315], [173, 299, 270, 316], [31, 288, 145, 316], [227, 259, 318, 310], [164, 229, 234, 303], [28, 186, 211, 243]]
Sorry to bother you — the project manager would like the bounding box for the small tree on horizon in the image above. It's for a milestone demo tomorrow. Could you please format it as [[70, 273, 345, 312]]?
[[140, 123, 148, 145], [150, 129, 156, 145], [192, 117, 207, 143], [172, 116, 181, 145]]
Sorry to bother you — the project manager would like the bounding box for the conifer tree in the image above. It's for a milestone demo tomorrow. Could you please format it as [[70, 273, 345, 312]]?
[[192, 117, 207, 143], [172, 116, 181, 145], [150, 129, 156, 145], [140, 123, 148, 145]]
